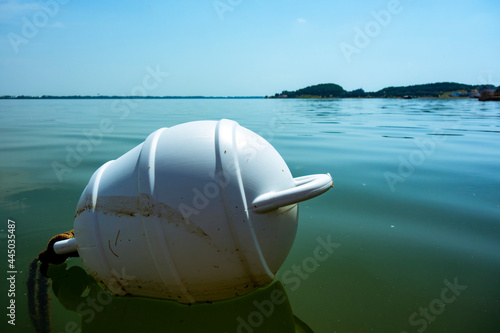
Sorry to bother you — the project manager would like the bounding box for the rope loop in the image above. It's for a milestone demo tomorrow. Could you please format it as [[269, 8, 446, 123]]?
[[38, 230, 79, 277]]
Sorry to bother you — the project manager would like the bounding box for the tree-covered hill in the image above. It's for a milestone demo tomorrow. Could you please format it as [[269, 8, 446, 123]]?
[[274, 83, 345, 98], [372, 82, 493, 98], [271, 82, 497, 98]]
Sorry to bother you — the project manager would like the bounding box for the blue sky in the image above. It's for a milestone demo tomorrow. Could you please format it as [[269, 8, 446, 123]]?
[[0, 0, 499, 96]]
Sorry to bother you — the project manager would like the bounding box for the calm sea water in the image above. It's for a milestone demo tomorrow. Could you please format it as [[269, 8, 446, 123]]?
[[1, 98, 499, 332]]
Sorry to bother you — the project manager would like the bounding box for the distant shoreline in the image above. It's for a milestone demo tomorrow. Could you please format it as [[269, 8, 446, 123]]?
[[2, 80, 499, 101], [0, 95, 490, 100], [0, 96, 493, 101], [1, 95, 497, 101], [0, 96, 264, 100]]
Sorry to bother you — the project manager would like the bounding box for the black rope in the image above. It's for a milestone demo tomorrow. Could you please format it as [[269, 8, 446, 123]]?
[[27, 258, 51, 333], [27, 258, 40, 331], [36, 267, 51, 333], [27, 230, 80, 332]]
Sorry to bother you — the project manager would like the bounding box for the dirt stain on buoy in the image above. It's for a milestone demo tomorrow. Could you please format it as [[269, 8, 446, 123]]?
[[75, 193, 217, 246]]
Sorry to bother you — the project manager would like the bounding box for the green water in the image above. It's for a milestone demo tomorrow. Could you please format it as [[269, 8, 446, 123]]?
[[1, 98, 499, 332]]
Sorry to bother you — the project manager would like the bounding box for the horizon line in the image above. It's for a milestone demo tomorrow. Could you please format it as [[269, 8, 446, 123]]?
[[2, 81, 497, 100], [0, 95, 265, 99]]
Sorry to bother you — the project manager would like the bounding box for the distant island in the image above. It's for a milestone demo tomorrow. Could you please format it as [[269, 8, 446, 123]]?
[[269, 82, 500, 100]]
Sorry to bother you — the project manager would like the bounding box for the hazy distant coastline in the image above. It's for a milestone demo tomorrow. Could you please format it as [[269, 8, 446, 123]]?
[[2, 82, 499, 100], [0, 95, 263, 100]]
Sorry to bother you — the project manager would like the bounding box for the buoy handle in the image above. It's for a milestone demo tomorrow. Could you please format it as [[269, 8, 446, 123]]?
[[251, 173, 333, 213], [53, 238, 77, 255]]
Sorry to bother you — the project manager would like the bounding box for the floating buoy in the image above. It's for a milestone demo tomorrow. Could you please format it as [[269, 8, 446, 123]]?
[[53, 119, 333, 303]]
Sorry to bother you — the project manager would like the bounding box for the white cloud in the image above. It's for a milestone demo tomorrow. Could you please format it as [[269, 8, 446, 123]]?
[[297, 18, 307, 24]]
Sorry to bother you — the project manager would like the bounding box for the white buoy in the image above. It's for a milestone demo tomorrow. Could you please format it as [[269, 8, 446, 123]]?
[[57, 119, 333, 303]]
